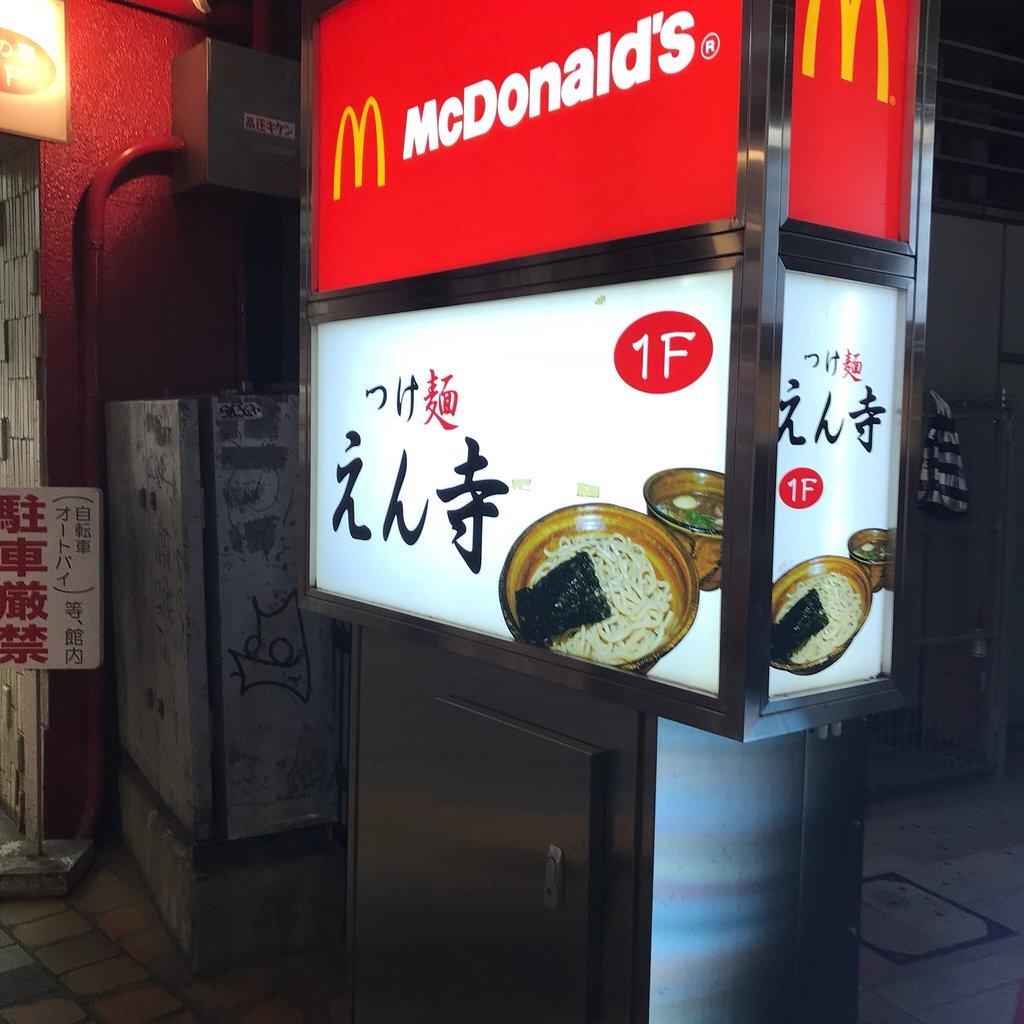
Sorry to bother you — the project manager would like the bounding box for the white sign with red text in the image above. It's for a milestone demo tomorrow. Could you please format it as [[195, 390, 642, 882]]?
[[0, 488, 103, 670], [770, 273, 904, 697], [311, 271, 733, 695]]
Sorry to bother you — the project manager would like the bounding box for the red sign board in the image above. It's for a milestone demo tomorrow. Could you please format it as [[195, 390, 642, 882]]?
[[314, 0, 743, 292], [788, 0, 915, 240]]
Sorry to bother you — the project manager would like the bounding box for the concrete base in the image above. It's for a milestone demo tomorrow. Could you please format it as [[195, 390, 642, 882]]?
[[119, 762, 344, 975], [0, 812, 93, 898]]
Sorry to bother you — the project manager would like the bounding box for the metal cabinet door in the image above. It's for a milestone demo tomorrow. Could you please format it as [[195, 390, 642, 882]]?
[[353, 690, 608, 1024]]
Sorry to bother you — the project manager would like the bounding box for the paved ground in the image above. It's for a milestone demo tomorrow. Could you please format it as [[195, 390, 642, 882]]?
[[0, 765, 1022, 1023], [0, 841, 346, 1024], [858, 761, 1024, 1024]]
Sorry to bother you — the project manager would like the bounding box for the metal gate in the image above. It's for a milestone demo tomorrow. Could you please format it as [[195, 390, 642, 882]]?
[[868, 395, 1013, 793]]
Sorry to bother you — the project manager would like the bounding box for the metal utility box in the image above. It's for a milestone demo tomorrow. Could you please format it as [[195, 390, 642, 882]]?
[[348, 626, 866, 1024], [106, 394, 338, 842], [171, 39, 300, 198]]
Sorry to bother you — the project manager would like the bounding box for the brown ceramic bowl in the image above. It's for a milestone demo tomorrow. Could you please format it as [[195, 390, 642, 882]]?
[[499, 503, 700, 673], [642, 468, 725, 591], [770, 555, 873, 675], [847, 528, 894, 593]]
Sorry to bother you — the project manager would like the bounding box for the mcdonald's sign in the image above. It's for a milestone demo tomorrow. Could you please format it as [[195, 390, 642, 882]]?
[[313, 0, 743, 292], [801, 0, 890, 104], [788, 0, 914, 240], [333, 97, 385, 199]]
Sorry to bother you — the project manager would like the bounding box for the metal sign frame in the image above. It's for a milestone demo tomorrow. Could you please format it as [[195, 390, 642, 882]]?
[[298, 0, 939, 740]]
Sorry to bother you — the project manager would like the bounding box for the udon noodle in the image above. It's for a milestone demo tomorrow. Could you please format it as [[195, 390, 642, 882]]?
[[777, 572, 863, 665], [529, 532, 674, 665]]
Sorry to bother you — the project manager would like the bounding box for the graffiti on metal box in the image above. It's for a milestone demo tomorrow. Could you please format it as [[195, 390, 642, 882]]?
[[229, 590, 311, 702]]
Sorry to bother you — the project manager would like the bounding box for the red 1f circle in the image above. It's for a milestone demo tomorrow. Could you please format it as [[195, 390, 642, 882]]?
[[614, 311, 713, 394], [779, 468, 823, 509]]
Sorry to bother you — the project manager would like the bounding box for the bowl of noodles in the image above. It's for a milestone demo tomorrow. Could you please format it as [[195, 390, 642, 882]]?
[[499, 503, 700, 673], [642, 468, 724, 591], [847, 528, 894, 593], [770, 556, 873, 674]]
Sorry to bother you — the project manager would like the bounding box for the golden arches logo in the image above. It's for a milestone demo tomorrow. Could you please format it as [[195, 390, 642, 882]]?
[[802, 0, 890, 104], [333, 97, 385, 199]]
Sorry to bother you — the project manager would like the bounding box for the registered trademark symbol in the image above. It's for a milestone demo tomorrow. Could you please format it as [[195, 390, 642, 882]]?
[[701, 33, 721, 59], [889, 95, 896, 105]]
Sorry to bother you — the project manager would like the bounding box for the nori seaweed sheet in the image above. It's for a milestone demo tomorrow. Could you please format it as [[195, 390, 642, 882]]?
[[515, 551, 612, 644], [771, 587, 829, 663]]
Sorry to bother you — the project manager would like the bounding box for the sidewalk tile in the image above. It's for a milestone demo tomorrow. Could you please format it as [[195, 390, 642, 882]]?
[[239, 998, 303, 1024], [63, 956, 148, 997], [116, 928, 174, 965], [93, 848, 146, 892], [0, 965, 58, 1008], [144, 953, 192, 989], [0, 901, 67, 928], [183, 970, 269, 1012], [71, 882, 143, 918], [96, 906, 160, 942], [11, 911, 91, 949], [0, 929, 14, 948], [70, 869, 121, 899], [0, 946, 33, 972], [1, 998, 88, 1024], [914, 980, 1020, 1024], [91, 986, 180, 1024], [37, 931, 120, 974], [858, 989, 907, 1024]]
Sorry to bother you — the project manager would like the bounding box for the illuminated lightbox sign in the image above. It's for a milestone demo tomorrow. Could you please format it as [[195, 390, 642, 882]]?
[[0, 488, 103, 670], [312, 271, 733, 695], [314, 0, 742, 291], [788, 0, 914, 240], [0, 0, 68, 143], [769, 273, 904, 697]]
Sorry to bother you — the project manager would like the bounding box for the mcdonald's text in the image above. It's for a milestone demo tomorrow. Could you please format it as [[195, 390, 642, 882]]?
[[402, 12, 699, 160], [315, 0, 743, 291]]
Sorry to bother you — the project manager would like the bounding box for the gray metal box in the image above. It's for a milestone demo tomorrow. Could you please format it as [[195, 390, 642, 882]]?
[[106, 400, 214, 839], [171, 39, 300, 199], [199, 394, 338, 839], [106, 395, 338, 842]]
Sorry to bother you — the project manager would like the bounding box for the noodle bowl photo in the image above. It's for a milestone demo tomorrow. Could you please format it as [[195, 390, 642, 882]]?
[[770, 556, 873, 674], [499, 504, 700, 673], [642, 467, 725, 592]]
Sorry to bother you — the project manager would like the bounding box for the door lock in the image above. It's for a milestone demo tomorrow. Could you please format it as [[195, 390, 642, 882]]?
[[544, 844, 563, 910]]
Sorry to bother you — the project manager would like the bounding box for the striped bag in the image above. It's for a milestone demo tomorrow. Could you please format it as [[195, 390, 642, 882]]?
[[917, 394, 968, 519]]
